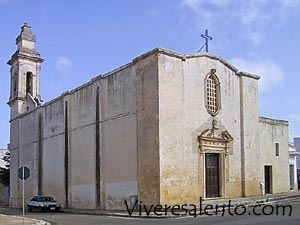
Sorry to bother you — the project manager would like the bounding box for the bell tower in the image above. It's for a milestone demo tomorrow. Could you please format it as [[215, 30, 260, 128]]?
[[8, 23, 43, 120]]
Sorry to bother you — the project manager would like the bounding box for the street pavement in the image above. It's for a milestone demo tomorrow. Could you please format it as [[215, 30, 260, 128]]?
[[1, 191, 300, 225]]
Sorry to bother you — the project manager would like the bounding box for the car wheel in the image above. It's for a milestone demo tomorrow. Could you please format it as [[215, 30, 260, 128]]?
[[28, 206, 32, 212]]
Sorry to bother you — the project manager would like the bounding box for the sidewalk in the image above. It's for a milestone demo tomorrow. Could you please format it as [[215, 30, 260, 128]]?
[[61, 191, 300, 218], [0, 214, 50, 225]]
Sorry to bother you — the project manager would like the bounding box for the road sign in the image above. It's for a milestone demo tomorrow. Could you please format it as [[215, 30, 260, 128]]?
[[18, 166, 30, 225], [18, 166, 30, 180]]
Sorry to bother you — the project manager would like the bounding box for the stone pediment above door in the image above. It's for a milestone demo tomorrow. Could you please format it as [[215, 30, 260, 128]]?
[[198, 118, 233, 155]]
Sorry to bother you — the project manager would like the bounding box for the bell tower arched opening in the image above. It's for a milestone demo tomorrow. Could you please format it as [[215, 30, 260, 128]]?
[[26, 72, 33, 96]]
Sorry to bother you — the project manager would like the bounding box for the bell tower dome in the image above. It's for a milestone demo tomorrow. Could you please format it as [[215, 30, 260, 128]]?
[[8, 23, 44, 120]]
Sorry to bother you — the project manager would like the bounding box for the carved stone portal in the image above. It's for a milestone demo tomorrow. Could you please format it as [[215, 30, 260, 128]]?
[[198, 119, 233, 155]]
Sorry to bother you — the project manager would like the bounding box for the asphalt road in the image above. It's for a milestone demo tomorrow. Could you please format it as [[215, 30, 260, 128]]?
[[1, 199, 300, 225]]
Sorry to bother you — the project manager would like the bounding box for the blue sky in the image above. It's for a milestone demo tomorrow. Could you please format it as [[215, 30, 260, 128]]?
[[0, 0, 300, 147]]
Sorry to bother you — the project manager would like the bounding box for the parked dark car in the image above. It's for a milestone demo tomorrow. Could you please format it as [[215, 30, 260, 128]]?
[[27, 195, 61, 212]]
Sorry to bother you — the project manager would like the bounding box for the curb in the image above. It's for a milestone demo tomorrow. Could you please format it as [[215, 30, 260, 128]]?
[[60, 209, 173, 219], [0, 214, 51, 225]]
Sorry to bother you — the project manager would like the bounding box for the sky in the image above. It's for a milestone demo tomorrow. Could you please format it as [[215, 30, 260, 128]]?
[[0, 0, 300, 147]]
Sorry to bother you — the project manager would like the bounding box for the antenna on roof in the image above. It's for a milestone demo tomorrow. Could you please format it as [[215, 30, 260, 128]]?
[[198, 29, 212, 53]]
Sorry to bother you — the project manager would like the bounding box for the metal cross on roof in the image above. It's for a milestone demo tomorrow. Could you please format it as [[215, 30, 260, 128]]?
[[198, 29, 212, 53]]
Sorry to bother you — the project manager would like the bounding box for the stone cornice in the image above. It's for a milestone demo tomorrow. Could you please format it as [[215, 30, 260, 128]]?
[[133, 48, 260, 80], [259, 116, 288, 126], [7, 48, 44, 65], [237, 71, 260, 80], [9, 48, 262, 122], [7, 96, 27, 106]]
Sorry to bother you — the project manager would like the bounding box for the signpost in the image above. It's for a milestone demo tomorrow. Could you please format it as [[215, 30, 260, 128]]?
[[18, 166, 30, 225]]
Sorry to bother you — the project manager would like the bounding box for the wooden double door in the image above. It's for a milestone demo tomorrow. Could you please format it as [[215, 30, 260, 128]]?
[[205, 153, 221, 198]]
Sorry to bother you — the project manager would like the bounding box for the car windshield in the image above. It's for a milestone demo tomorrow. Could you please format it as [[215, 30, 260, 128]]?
[[39, 196, 55, 202]]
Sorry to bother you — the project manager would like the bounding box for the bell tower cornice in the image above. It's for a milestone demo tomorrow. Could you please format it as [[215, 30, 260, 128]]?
[[16, 22, 36, 42], [7, 50, 44, 65], [7, 23, 43, 66], [8, 23, 43, 119]]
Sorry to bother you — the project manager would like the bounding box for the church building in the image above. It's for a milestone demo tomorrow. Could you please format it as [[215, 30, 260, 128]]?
[[8, 24, 290, 210]]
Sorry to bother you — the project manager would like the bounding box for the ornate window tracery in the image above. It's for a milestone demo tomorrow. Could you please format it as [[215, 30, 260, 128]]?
[[205, 69, 220, 116]]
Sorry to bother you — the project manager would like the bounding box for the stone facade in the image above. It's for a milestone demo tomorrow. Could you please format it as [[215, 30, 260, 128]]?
[[294, 137, 300, 188], [259, 117, 289, 194], [294, 138, 300, 169], [288, 143, 299, 190], [8, 24, 290, 210]]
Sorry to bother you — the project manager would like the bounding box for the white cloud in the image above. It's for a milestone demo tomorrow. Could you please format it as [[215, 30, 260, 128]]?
[[181, 0, 201, 10], [182, 0, 231, 9], [181, 0, 300, 45], [239, 0, 270, 25], [285, 99, 298, 106], [278, 0, 300, 21], [181, 0, 236, 30], [248, 31, 266, 46], [230, 57, 284, 93], [55, 56, 72, 73], [290, 114, 300, 122], [181, 0, 227, 28], [280, 0, 300, 10], [147, 9, 159, 16], [0, 0, 15, 4], [182, 0, 300, 25]]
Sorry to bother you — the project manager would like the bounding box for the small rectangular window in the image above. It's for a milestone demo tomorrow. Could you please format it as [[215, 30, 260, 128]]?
[[275, 143, 279, 156]]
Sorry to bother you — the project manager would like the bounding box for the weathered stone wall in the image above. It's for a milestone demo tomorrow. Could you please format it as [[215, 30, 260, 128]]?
[[101, 63, 138, 210], [9, 51, 159, 210], [158, 52, 244, 204], [67, 84, 97, 209], [136, 52, 160, 207], [240, 75, 262, 197], [9, 119, 20, 206], [42, 99, 65, 206], [259, 117, 289, 193], [10, 108, 41, 206]]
